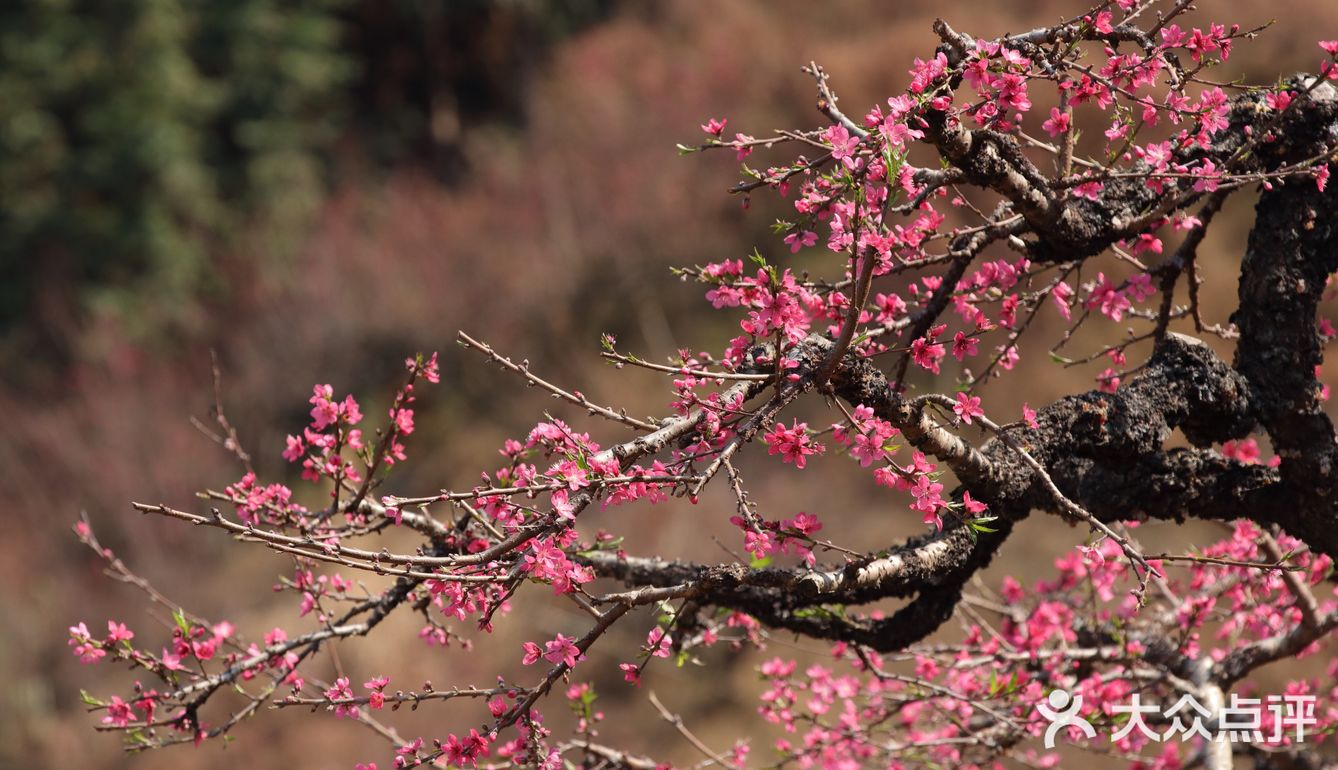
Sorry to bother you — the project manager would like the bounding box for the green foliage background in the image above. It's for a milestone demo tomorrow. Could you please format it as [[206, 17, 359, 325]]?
[[0, 0, 615, 360], [0, 0, 347, 334]]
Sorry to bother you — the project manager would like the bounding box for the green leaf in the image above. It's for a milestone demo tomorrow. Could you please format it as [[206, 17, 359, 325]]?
[[793, 605, 845, 620], [967, 514, 1000, 534], [884, 147, 906, 190], [172, 607, 191, 635], [126, 729, 151, 746]]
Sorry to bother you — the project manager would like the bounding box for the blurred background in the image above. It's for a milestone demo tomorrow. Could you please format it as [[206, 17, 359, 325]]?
[[4, 1, 1338, 768]]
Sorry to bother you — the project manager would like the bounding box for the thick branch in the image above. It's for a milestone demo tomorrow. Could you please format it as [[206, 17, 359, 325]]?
[[1231, 81, 1338, 557]]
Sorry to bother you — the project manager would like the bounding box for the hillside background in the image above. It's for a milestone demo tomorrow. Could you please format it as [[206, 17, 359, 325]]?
[[3, 1, 1337, 768]]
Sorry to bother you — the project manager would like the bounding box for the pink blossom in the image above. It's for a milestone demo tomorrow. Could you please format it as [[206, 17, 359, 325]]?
[[419, 351, 441, 383], [646, 627, 673, 658], [825, 125, 862, 170], [1087, 273, 1131, 322], [875, 292, 906, 322], [764, 420, 825, 469], [550, 488, 576, 520], [744, 529, 776, 560], [68, 623, 105, 664], [340, 395, 362, 425], [909, 52, 949, 94], [789, 512, 822, 536], [521, 641, 542, 666], [1185, 26, 1220, 62], [1105, 118, 1130, 140], [308, 384, 337, 429], [1072, 180, 1104, 200], [783, 230, 818, 253], [1126, 272, 1157, 302], [522, 537, 592, 595], [732, 133, 754, 161], [397, 737, 424, 766], [1098, 367, 1121, 393], [101, 696, 134, 728], [911, 473, 946, 530], [910, 337, 946, 374], [1222, 437, 1261, 464], [921, 508, 943, 531], [1052, 281, 1074, 320], [443, 734, 470, 766], [1132, 233, 1163, 255], [1022, 403, 1039, 429], [282, 434, 304, 462], [1266, 90, 1295, 112], [191, 637, 217, 661], [1078, 544, 1105, 566], [106, 620, 134, 644], [160, 647, 184, 671], [1042, 107, 1071, 137], [1192, 158, 1221, 192], [881, 118, 923, 146], [391, 407, 414, 435], [961, 491, 988, 516], [550, 459, 589, 490], [324, 677, 356, 718], [543, 634, 582, 669], [951, 332, 978, 361], [834, 405, 898, 468], [1161, 24, 1187, 49], [953, 392, 984, 425]]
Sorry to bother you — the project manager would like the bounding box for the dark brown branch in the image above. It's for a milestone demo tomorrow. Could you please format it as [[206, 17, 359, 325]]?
[[1230, 81, 1338, 558]]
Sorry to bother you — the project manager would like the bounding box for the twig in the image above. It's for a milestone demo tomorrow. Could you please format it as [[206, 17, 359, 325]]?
[[460, 331, 658, 431], [648, 691, 743, 770]]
